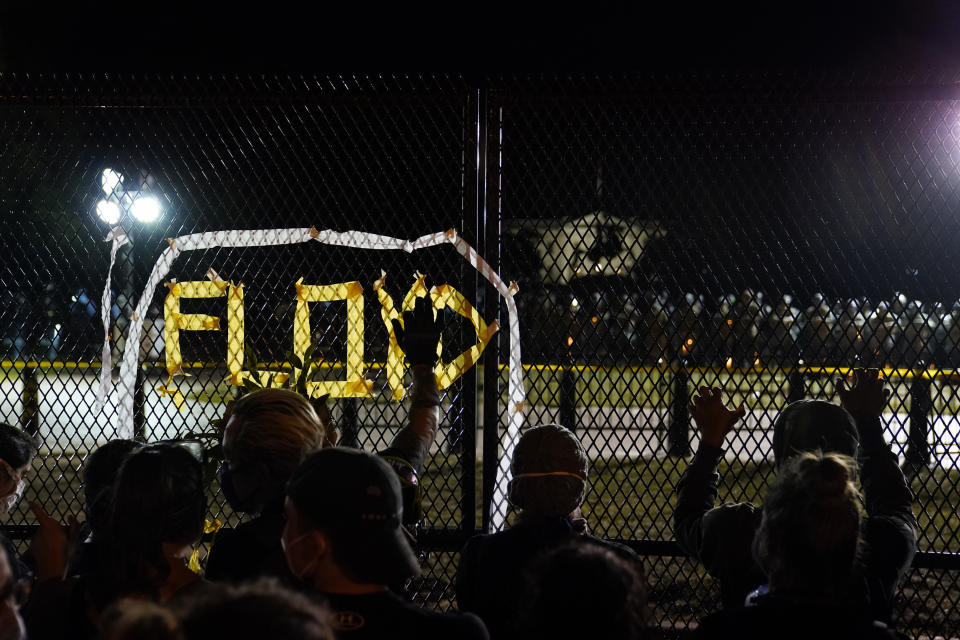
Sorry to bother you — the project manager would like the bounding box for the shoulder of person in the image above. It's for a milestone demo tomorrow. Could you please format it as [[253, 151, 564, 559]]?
[[862, 514, 918, 560], [406, 605, 489, 639], [581, 534, 642, 563], [698, 601, 905, 640], [701, 501, 762, 536], [460, 529, 511, 557]]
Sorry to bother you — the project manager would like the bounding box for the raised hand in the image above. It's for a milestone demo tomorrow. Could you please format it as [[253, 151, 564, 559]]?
[[392, 293, 443, 367], [837, 368, 890, 419], [30, 502, 69, 582], [689, 387, 747, 449]]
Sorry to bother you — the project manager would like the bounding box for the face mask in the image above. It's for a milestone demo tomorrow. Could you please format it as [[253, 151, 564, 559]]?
[[281, 531, 318, 583], [0, 457, 25, 518], [0, 479, 26, 516]]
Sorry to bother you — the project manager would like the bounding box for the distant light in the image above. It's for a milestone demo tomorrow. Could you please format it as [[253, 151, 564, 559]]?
[[567, 336, 574, 347], [100, 168, 123, 195], [70, 295, 77, 302], [96, 200, 122, 224], [130, 196, 161, 223], [571, 298, 580, 309]]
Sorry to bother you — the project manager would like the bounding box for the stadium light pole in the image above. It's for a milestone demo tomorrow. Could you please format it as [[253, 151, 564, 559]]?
[[94, 168, 164, 359], [94, 168, 165, 441]]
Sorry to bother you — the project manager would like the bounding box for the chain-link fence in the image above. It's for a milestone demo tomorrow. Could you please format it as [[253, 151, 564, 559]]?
[[493, 72, 960, 637], [2, 73, 960, 636]]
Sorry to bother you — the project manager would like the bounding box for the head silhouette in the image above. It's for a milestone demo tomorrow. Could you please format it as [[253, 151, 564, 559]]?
[[108, 443, 205, 598], [509, 424, 588, 518], [772, 400, 859, 466], [753, 451, 863, 596]]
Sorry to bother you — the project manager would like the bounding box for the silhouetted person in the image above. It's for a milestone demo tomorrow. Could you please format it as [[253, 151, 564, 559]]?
[[101, 599, 182, 640], [675, 370, 916, 623], [457, 424, 642, 639], [517, 541, 648, 640], [26, 443, 210, 640], [207, 293, 443, 585], [695, 452, 905, 639], [178, 579, 333, 640], [283, 448, 488, 639], [69, 439, 142, 576], [0, 424, 37, 583], [799, 293, 836, 364], [864, 301, 895, 367], [0, 546, 26, 640]]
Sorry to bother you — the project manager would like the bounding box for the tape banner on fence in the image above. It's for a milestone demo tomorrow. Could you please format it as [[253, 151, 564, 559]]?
[[99, 226, 524, 531], [94, 227, 130, 409]]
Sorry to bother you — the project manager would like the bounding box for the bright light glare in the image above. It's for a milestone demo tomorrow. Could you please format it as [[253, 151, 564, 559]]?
[[130, 196, 161, 223], [100, 168, 123, 195], [96, 200, 122, 224]]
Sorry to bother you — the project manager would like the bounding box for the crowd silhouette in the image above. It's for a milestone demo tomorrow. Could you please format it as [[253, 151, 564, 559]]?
[[0, 292, 918, 639], [523, 287, 960, 369]]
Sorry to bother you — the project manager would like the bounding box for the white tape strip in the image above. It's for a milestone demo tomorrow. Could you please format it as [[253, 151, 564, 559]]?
[[112, 228, 315, 434], [94, 227, 130, 409], [105, 226, 525, 532], [445, 230, 524, 531]]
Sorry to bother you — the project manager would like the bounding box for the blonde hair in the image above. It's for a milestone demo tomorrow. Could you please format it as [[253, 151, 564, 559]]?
[[753, 451, 864, 595], [226, 389, 327, 479]]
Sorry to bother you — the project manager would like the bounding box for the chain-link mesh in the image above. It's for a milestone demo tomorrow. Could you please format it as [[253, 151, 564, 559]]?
[[3, 73, 960, 636], [494, 72, 960, 637], [0, 73, 479, 607]]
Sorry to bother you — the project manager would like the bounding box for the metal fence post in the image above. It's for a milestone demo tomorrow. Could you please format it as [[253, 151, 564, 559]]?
[[479, 82, 502, 533], [559, 366, 578, 434], [133, 366, 146, 441], [668, 367, 690, 457], [787, 367, 806, 403], [340, 398, 359, 448], [19, 366, 39, 436], [907, 374, 932, 468]]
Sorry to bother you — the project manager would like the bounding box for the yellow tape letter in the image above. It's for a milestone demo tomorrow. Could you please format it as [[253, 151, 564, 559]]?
[[374, 273, 430, 400], [161, 280, 228, 409], [294, 278, 372, 398], [378, 274, 498, 398], [227, 283, 245, 385], [431, 284, 499, 390]]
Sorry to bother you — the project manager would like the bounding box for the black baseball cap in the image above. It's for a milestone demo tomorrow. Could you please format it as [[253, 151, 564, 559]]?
[[286, 447, 421, 585]]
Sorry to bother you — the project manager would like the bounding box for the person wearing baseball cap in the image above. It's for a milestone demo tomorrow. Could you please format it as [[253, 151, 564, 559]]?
[[282, 447, 488, 639], [674, 369, 916, 624]]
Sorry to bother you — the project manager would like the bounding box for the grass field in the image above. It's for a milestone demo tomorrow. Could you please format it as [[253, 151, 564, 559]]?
[[5, 446, 959, 636], [412, 452, 960, 636], [4, 362, 960, 635]]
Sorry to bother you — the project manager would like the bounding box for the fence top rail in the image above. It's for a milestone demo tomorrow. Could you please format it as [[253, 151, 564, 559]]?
[[4, 360, 959, 381]]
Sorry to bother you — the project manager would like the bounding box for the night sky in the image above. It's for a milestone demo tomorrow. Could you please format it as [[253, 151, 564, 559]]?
[[4, 1, 960, 364], [1, 2, 959, 72]]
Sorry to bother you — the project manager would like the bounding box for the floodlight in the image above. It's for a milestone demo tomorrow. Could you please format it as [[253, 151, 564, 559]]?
[[101, 168, 123, 195], [130, 196, 161, 223], [96, 199, 122, 224]]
